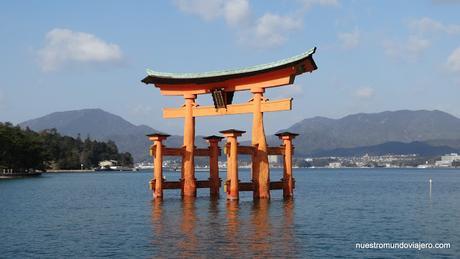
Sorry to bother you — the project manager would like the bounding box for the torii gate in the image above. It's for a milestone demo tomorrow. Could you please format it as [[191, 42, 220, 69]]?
[[142, 47, 317, 199]]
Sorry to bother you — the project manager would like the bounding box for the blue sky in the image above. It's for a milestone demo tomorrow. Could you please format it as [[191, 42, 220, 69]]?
[[1, 0, 460, 136]]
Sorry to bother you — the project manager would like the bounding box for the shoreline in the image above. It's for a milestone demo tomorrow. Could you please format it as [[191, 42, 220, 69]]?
[[46, 169, 95, 173]]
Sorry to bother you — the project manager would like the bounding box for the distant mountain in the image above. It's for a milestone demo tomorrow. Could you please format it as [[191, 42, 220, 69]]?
[[424, 139, 460, 149], [276, 110, 460, 157], [19, 109, 460, 161], [310, 141, 458, 157], [20, 108, 154, 139], [19, 109, 206, 162]]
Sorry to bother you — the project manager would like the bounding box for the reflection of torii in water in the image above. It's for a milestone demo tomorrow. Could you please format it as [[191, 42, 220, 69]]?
[[142, 47, 318, 200]]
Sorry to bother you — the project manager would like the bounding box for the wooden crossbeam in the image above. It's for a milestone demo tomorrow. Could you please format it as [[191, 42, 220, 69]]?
[[238, 181, 287, 191], [224, 144, 256, 155], [163, 98, 292, 118], [160, 180, 290, 190], [151, 146, 220, 157], [267, 146, 285, 155], [164, 147, 184, 156], [223, 145, 285, 156], [151, 145, 289, 157], [195, 148, 211, 157], [151, 146, 184, 157], [162, 180, 218, 189], [269, 181, 284, 190], [238, 145, 256, 155], [239, 182, 255, 191], [196, 180, 211, 188], [163, 181, 182, 189]]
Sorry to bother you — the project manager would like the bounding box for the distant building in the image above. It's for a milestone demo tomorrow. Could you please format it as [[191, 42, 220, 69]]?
[[442, 153, 460, 161], [435, 153, 460, 167], [99, 160, 118, 168], [268, 155, 279, 164], [328, 162, 342, 168], [135, 162, 153, 170]]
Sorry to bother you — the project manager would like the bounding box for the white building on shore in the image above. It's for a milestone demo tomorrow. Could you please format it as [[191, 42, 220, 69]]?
[[328, 162, 342, 168], [435, 153, 460, 167]]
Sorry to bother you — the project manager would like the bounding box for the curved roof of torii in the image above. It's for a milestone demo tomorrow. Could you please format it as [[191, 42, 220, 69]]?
[[141, 47, 317, 85]]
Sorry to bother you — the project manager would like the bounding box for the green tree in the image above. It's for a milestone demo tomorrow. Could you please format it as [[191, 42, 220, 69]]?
[[0, 122, 47, 171], [1, 123, 134, 171]]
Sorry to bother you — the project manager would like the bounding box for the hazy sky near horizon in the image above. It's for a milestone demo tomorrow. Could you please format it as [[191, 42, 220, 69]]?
[[1, 0, 460, 135]]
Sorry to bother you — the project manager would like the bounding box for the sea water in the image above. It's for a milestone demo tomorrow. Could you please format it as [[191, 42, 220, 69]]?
[[0, 168, 459, 258]]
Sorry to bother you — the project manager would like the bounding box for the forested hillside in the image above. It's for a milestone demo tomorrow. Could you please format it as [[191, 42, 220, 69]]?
[[0, 122, 133, 171]]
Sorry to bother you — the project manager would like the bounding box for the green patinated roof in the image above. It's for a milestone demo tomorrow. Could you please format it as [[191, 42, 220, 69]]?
[[142, 47, 316, 84]]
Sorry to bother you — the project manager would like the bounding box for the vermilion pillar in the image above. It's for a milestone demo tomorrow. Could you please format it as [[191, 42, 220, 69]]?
[[220, 129, 245, 201], [204, 135, 224, 197], [275, 132, 298, 199], [147, 133, 170, 199], [251, 87, 270, 199], [183, 94, 197, 197], [225, 142, 232, 194]]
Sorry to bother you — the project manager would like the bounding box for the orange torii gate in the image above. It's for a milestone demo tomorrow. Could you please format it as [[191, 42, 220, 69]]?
[[142, 47, 317, 200]]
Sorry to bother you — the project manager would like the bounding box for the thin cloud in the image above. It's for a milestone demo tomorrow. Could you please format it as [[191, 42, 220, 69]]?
[[239, 13, 302, 48], [447, 47, 460, 72], [173, 0, 223, 21], [383, 36, 430, 62], [337, 29, 360, 49], [409, 17, 460, 35], [354, 87, 375, 99], [173, 0, 336, 48], [384, 17, 459, 62], [38, 28, 123, 71], [173, 0, 249, 26], [298, 0, 340, 10], [224, 0, 250, 27]]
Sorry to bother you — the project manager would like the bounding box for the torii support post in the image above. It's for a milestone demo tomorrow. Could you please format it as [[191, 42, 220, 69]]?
[[275, 132, 299, 199], [220, 129, 245, 201], [203, 135, 224, 198], [251, 87, 270, 199], [147, 133, 170, 199], [183, 94, 197, 197]]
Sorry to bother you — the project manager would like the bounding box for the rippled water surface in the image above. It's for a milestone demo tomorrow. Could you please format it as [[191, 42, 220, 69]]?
[[1, 168, 459, 258]]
